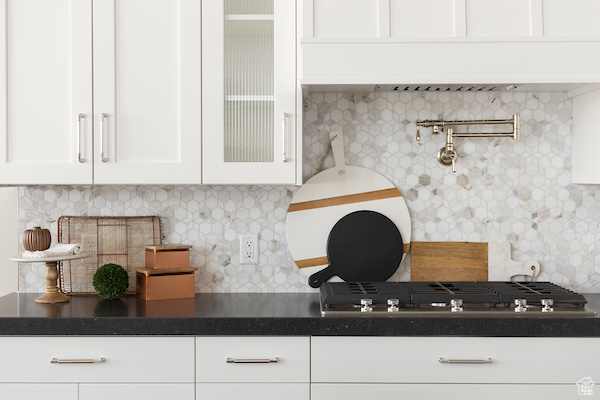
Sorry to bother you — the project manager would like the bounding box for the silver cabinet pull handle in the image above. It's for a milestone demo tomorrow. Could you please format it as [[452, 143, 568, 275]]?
[[438, 358, 493, 364], [100, 113, 108, 162], [77, 113, 85, 163], [282, 112, 288, 163], [226, 357, 280, 364], [51, 358, 106, 364]]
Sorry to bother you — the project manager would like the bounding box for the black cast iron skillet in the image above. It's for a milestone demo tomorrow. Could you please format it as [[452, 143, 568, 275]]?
[[308, 210, 404, 288]]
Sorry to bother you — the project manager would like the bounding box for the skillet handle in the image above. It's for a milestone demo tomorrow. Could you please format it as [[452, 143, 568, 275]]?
[[308, 266, 335, 288]]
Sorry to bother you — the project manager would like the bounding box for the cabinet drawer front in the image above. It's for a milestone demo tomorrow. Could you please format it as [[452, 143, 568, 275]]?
[[312, 384, 584, 400], [196, 337, 309, 383], [0, 337, 194, 383], [311, 337, 599, 384], [80, 383, 195, 400], [0, 384, 78, 400], [197, 383, 309, 400]]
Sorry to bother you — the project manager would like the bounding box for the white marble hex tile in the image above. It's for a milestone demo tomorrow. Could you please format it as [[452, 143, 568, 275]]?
[[17, 91, 600, 293]]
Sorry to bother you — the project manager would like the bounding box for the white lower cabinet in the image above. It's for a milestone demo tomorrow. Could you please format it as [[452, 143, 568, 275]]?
[[0, 337, 194, 383], [0, 384, 78, 400], [195, 337, 310, 400], [197, 383, 309, 400], [0, 337, 195, 400], [312, 384, 584, 400], [311, 337, 600, 399], [79, 384, 195, 400], [2, 335, 597, 400]]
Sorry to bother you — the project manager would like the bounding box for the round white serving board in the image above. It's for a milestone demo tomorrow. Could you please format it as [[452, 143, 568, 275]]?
[[286, 131, 411, 281]]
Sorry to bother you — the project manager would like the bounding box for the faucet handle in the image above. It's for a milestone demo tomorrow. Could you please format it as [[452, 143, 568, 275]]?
[[436, 128, 458, 173]]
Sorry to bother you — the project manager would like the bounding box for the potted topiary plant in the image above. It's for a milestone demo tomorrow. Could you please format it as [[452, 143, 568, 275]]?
[[93, 263, 129, 300]]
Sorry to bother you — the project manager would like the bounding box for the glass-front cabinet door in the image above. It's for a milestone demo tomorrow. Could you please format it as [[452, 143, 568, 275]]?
[[202, 0, 296, 184]]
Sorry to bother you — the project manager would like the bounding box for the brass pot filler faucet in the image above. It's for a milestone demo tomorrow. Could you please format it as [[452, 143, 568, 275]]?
[[415, 114, 520, 173]]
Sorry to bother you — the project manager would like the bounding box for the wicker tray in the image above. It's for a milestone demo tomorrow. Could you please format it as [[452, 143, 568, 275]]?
[[58, 216, 162, 295]]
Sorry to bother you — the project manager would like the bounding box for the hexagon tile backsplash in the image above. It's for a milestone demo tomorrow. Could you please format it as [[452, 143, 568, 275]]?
[[19, 91, 600, 293]]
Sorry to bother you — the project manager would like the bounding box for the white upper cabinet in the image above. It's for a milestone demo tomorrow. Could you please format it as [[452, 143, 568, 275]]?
[[390, 0, 456, 37], [301, 0, 600, 85], [0, 0, 202, 185], [0, 0, 93, 184], [93, 0, 201, 184], [202, 0, 298, 185], [466, 0, 534, 37], [543, 0, 600, 37], [571, 87, 600, 184], [305, 0, 600, 40], [314, 0, 378, 38]]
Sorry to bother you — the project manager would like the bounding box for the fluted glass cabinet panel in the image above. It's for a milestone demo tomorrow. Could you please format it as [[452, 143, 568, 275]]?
[[202, 0, 297, 184]]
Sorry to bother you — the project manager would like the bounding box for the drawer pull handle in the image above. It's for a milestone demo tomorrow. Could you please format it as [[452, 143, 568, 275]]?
[[438, 358, 493, 364], [226, 357, 280, 364], [51, 358, 106, 364]]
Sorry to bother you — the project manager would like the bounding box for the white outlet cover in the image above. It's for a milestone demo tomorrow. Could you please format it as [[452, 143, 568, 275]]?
[[240, 234, 258, 264]]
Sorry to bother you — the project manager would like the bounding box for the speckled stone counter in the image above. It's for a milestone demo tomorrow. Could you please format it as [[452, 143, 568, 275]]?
[[1, 293, 599, 336]]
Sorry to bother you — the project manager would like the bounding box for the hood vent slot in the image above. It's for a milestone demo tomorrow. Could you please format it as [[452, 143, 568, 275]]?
[[375, 84, 508, 92]]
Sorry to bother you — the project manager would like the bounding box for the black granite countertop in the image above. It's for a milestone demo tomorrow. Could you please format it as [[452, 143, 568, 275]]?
[[1, 292, 599, 337]]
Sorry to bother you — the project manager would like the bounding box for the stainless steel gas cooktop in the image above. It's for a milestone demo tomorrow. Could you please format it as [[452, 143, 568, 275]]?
[[319, 281, 597, 317]]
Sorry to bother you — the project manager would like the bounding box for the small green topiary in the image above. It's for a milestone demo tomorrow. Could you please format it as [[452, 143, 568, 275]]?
[[93, 263, 129, 300]]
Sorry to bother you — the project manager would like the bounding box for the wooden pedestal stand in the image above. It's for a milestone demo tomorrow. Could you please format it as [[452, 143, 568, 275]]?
[[9, 253, 90, 304]]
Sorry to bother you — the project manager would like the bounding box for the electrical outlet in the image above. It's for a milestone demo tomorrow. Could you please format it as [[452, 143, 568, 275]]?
[[240, 234, 258, 264]]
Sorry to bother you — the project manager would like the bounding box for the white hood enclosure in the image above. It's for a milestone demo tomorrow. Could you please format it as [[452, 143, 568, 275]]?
[[300, 0, 600, 184]]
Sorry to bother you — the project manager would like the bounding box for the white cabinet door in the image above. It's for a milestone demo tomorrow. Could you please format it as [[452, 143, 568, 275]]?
[[312, 384, 586, 400], [0, 384, 78, 400], [466, 0, 534, 37], [571, 88, 600, 184], [202, 0, 297, 184], [80, 384, 195, 400], [93, 0, 202, 184], [0, 0, 93, 184], [543, 0, 600, 37]]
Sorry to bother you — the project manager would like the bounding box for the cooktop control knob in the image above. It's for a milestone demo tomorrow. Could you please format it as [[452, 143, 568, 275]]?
[[387, 299, 400, 312], [360, 299, 373, 313], [450, 299, 464, 312], [541, 298, 554, 312], [514, 298, 527, 312]]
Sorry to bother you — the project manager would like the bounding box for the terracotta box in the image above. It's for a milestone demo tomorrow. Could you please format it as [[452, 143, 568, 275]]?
[[145, 244, 192, 269], [136, 269, 196, 301]]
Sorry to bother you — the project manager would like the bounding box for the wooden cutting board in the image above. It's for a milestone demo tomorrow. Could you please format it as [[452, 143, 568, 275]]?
[[410, 242, 540, 281]]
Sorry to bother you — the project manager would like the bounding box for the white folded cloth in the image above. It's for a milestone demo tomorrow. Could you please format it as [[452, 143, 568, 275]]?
[[22, 243, 82, 259]]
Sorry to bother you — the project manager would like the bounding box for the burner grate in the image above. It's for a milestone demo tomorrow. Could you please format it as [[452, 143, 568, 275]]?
[[480, 281, 588, 306], [404, 282, 499, 304], [320, 281, 588, 308], [320, 282, 411, 305]]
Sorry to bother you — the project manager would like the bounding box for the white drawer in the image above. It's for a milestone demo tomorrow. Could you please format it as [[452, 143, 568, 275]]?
[[311, 337, 600, 384], [0, 337, 194, 383], [196, 337, 309, 383], [0, 384, 78, 400], [312, 384, 585, 400], [80, 383, 195, 400], [197, 383, 309, 400]]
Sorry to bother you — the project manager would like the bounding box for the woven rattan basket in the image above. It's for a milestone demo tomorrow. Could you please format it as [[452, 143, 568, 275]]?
[[58, 216, 162, 295]]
